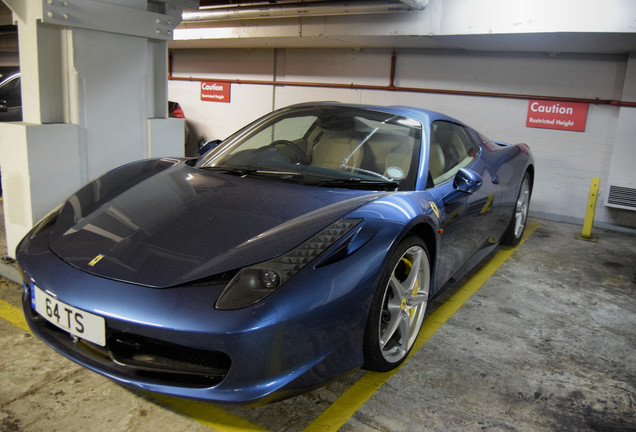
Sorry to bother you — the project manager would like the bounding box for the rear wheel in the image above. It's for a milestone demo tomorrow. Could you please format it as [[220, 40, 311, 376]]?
[[502, 172, 531, 246], [363, 236, 430, 372]]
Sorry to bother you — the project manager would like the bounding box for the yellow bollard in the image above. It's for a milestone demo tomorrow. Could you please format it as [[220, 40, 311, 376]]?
[[576, 177, 600, 242]]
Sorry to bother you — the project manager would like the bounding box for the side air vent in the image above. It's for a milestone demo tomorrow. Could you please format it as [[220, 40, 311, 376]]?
[[607, 186, 636, 210]]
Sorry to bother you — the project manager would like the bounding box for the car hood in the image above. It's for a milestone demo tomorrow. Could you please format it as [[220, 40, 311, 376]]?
[[48, 160, 384, 287]]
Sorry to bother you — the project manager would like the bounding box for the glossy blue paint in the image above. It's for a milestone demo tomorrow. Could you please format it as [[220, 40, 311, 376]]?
[[16, 102, 534, 404], [49, 160, 385, 287]]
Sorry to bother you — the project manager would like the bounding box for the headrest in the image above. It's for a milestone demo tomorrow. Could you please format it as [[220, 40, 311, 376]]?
[[315, 115, 355, 131]]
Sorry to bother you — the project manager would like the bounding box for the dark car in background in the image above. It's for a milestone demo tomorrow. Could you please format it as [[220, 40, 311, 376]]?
[[0, 68, 21, 122]]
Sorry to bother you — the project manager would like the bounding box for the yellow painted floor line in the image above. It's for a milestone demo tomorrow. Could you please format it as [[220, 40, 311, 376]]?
[[303, 221, 541, 432], [0, 298, 29, 332], [150, 394, 268, 432]]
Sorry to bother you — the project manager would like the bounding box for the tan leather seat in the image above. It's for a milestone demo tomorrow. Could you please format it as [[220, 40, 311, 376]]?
[[428, 142, 445, 179], [311, 135, 363, 170], [309, 116, 363, 170]]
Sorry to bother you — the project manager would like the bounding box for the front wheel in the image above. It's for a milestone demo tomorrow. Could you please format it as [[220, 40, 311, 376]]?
[[502, 172, 531, 246], [363, 236, 430, 372]]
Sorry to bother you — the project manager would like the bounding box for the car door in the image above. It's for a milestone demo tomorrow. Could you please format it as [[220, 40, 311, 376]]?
[[427, 121, 502, 288]]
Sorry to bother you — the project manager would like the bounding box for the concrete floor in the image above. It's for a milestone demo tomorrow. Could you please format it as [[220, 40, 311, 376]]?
[[0, 218, 635, 432]]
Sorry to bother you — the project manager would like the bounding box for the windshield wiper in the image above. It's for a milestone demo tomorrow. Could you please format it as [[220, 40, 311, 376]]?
[[199, 166, 304, 179], [199, 166, 396, 190], [312, 178, 398, 191]]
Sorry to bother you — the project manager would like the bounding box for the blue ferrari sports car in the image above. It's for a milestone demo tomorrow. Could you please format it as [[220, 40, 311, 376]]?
[[17, 102, 533, 404]]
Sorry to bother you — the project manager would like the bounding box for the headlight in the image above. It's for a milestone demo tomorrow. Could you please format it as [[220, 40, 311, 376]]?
[[215, 218, 362, 310]]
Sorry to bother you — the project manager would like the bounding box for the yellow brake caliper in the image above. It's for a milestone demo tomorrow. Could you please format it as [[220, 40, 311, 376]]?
[[400, 257, 419, 319]]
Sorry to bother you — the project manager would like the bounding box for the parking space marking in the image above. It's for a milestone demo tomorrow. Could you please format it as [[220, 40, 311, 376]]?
[[303, 221, 541, 432], [0, 298, 29, 332], [0, 221, 539, 432], [150, 394, 267, 432]]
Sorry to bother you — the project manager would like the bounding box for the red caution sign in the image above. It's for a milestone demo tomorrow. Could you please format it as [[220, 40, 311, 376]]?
[[201, 81, 231, 103], [526, 99, 588, 132]]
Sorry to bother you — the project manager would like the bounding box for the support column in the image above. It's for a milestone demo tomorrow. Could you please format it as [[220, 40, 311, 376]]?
[[0, 0, 196, 258]]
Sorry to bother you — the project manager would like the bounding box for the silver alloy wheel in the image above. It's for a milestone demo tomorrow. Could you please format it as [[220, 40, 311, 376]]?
[[378, 245, 430, 363], [513, 177, 531, 238]]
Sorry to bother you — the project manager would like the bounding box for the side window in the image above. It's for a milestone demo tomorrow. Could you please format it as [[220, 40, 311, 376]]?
[[429, 121, 479, 185]]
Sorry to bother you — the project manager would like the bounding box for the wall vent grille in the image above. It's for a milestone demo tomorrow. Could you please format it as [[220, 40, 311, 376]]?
[[607, 185, 636, 210]]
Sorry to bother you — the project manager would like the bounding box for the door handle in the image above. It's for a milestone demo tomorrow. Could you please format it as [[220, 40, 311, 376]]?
[[492, 175, 499, 184]]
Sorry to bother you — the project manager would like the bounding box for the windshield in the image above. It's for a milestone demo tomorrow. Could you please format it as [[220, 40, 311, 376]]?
[[197, 106, 422, 191]]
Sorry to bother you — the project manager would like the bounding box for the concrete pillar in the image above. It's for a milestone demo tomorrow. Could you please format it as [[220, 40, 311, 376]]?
[[0, 0, 196, 258]]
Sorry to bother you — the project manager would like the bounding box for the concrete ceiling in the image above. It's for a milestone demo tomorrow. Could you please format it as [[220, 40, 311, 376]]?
[[2, 1, 636, 55], [172, 0, 636, 54], [0, 3, 11, 27]]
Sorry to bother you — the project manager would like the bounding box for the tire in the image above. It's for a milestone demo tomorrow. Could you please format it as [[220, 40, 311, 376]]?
[[363, 236, 431, 372], [501, 172, 531, 246]]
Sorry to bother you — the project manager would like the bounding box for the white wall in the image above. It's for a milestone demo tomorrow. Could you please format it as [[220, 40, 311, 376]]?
[[169, 48, 636, 230], [170, 49, 276, 145]]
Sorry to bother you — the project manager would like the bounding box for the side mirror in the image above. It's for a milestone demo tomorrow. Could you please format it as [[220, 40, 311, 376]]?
[[453, 168, 483, 194], [443, 168, 483, 204], [0, 100, 7, 113], [198, 139, 222, 156]]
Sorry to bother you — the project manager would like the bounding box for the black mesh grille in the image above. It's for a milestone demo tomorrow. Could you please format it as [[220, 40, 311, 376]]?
[[108, 332, 231, 377]]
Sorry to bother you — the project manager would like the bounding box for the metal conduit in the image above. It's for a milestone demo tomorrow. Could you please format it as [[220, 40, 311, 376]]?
[[182, 0, 424, 22]]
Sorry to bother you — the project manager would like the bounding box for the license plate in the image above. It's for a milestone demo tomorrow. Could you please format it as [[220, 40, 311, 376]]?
[[31, 284, 106, 347]]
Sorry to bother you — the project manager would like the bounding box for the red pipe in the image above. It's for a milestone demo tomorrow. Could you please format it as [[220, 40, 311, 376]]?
[[169, 75, 636, 108], [388, 51, 396, 90], [168, 53, 173, 79]]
